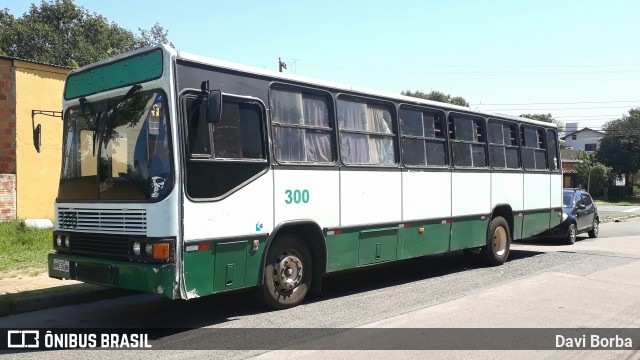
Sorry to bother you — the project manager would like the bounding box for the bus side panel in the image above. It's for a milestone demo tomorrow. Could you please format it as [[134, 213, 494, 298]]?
[[402, 171, 451, 221], [182, 172, 273, 297], [273, 169, 339, 227], [340, 170, 401, 226], [450, 172, 491, 250], [522, 173, 551, 237], [182, 172, 274, 240], [491, 172, 524, 212], [451, 172, 491, 217]]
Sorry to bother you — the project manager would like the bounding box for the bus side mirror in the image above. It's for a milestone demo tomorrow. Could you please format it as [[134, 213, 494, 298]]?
[[33, 124, 42, 153], [206, 90, 222, 123]]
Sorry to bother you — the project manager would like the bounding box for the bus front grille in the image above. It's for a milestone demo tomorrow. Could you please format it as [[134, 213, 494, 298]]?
[[68, 233, 131, 258], [57, 208, 147, 235]]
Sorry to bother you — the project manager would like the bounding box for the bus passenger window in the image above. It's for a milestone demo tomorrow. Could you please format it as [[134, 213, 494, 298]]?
[[450, 115, 487, 168], [338, 99, 396, 165], [399, 108, 447, 167]]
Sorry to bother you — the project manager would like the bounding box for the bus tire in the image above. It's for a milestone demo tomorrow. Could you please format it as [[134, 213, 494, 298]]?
[[481, 216, 511, 266], [259, 234, 312, 310]]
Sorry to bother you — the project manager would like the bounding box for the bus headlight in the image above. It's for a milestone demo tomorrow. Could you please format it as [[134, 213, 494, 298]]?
[[133, 242, 142, 256], [64, 236, 70, 248], [56, 235, 63, 247]]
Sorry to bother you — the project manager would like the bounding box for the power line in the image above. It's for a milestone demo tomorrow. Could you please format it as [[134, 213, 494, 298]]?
[[483, 105, 639, 112], [474, 99, 640, 106]]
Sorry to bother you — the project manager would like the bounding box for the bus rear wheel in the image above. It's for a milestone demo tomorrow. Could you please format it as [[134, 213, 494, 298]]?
[[259, 234, 312, 310], [481, 216, 511, 266]]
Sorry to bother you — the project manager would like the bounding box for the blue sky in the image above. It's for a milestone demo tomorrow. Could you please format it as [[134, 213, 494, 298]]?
[[5, 0, 640, 130]]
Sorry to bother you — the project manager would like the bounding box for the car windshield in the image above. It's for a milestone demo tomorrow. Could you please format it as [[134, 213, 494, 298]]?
[[562, 193, 575, 208], [58, 90, 172, 201]]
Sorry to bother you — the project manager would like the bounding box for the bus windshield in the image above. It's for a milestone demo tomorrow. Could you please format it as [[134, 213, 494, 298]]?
[[58, 90, 172, 201]]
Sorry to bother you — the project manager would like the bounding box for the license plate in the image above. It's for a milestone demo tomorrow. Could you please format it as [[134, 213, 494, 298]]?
[[53, 259, 70, 273]]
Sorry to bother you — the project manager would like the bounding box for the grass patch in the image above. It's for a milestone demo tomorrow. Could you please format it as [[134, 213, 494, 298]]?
[[0, 221, 52, 277]]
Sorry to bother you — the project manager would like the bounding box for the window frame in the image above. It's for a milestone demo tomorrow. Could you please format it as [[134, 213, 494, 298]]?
[[487, 118, 521, 170], [181, 90, 269, 164], [398, 104, 449, 168], [448, 112, 489, 169], [269, 84, 337, 166], [520, 124, 549, 172], [546, 128, 561, 172], [336, 94, 398, 167]]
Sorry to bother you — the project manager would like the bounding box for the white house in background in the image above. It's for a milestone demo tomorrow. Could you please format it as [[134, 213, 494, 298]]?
[[561, 127, 605, 152]]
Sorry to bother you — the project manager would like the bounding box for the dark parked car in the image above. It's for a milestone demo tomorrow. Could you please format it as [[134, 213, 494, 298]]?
[[552, 188, 599, 244]]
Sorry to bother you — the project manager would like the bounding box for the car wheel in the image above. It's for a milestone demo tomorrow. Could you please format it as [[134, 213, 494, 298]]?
[[480, 216, 511, 266], [259, 234, 312, 310], [564, 222, 577, 245], [588, 219, 599, 238]]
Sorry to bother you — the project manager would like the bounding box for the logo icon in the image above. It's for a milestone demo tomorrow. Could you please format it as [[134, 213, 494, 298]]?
[[151, 176, 166, 198], [255, 222, 264, 232], [7, 330, 39, 348]]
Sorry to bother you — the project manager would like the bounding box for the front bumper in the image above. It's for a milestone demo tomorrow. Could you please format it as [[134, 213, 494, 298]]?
[[48, 253, 178, 299]]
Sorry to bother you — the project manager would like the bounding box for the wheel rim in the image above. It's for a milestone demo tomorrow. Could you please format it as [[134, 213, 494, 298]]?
[[593, 221, 599, 236], [570, 225, 576, 242], [272, 250, 304, 295], [493, 226, 508, 256]]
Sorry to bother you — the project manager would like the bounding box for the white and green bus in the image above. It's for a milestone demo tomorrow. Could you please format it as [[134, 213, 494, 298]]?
[[48, 45, 562, 309]]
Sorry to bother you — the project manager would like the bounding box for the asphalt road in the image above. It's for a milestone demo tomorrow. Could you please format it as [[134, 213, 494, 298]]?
[[2, 218, 640, 359]]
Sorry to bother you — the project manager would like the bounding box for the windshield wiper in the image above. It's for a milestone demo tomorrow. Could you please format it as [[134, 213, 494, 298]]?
[[101, 84, 142, 148]]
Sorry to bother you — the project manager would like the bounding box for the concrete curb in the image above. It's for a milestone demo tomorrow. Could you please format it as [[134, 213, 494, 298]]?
[[599, 212, 640, 224], [0, 284, 133, 317]]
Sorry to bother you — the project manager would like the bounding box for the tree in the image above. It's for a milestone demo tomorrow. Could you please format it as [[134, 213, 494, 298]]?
[[596, 108, 640, 195], [575, 150, 610, 195], [519, 113, 565, 132], [401, 90, 470, 107], [0, 0, 172, 68]]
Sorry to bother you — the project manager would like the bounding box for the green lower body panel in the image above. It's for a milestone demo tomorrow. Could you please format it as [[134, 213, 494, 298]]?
[[450, 218, 489, 251], [398, 221, 451, 259], [513, 214, 524, 240], [358, 228, 398, 266], [522, 211, 552, 238], [182, 237, 266, 297], [48, 253, 177, 299], [325, 231, 359, 273]]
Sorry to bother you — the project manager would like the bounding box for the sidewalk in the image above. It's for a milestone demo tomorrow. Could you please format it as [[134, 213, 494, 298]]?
[[1, 211, 638, 317]]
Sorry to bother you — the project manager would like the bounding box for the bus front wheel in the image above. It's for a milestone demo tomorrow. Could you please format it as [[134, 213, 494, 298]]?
[[481, 216, 511, 266], [259, 234, 312, 310]]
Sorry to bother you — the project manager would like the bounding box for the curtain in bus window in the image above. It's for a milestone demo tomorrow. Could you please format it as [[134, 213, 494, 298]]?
[[274, 127, 304, 161], [272, 90, 303, 124], [339, 101, 368, 163], [303, 95, 331, 162], [367, 105, 394, 164]]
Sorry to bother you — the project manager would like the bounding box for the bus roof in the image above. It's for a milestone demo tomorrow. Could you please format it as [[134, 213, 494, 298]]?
[[70, 45, 557, 129]]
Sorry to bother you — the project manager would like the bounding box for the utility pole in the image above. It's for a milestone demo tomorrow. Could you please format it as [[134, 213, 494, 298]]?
[[279, 58, 287, 73]]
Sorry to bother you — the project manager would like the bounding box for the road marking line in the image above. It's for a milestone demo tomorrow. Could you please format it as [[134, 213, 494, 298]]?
[[623, 207, 640, 213]]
